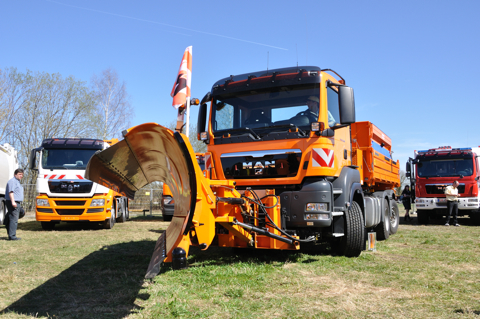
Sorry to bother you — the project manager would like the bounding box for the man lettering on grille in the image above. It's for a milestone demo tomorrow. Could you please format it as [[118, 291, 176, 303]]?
[[445, 180, 460, 227], [5, 169, 24, 240]]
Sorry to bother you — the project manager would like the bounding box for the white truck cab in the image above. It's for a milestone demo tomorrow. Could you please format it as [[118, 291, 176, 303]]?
[[30, 138, 129, 230]]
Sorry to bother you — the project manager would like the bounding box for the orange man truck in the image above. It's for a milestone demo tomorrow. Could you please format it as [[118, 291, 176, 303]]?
[[85, 66, 400, 277], [195, 66, 400, 254]]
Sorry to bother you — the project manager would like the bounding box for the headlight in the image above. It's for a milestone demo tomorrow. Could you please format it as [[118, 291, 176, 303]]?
[[163, 196, 174, 205], [468, 198, 478, 202], [306, 203, 328, 211], [90, 199, 105, 207], [36, 199, 50, 207], [305, 213, 330, 220], [416, 199, 424, 203]]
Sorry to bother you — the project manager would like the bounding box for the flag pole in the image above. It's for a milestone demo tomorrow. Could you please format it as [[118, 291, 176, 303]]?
[[185, 98, 191, 137]]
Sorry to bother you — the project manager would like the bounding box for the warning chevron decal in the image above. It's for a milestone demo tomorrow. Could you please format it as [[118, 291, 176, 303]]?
[[312, 148, 334, 168]]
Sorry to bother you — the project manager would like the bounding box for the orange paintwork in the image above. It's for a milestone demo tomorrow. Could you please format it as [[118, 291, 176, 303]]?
[[350, 122, 400, 190], [35, 189, 118, 222], [35, 138, 126, 223]]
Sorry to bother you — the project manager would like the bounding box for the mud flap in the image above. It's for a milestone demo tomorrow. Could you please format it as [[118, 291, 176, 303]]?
[[85, 123, 199, 278]]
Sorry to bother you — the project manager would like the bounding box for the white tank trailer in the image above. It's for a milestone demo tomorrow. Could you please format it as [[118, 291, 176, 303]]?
[[0, 143, 19, 225]]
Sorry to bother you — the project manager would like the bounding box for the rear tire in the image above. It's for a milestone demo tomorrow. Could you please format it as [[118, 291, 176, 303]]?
[[417, 210, 429, 224], [117, 200, 126, 223], [41, 222, 55, 231], [163, 214, 173, 222], [390, 201, 400, 235], [333, 201, 364, 257], [376, 198, 390, 240], [0, 201, 5, 225]]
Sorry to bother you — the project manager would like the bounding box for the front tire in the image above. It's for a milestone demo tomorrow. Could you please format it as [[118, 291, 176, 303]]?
[[334, 201, 364, 257], [376, 198, 390, 240], [103, 208, 115, 229], [0, 201, 5, 225]]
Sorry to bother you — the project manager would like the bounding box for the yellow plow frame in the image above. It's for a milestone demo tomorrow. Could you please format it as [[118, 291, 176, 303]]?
[[86, 123, 299, 278]]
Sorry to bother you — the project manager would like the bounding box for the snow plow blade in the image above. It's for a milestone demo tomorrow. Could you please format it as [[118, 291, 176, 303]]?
[[85, 123, 200, 278]]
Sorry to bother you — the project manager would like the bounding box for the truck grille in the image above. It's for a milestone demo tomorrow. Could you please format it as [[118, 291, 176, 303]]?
[[425, 184, 465, 194], [48, 181, 93, 194], [221, 149, 302, 179], [56, 209, 85, 215], [55, 201, 86, 206]]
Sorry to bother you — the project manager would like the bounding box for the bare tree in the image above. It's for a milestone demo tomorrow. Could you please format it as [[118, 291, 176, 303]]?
[[164, 120, 207, 153], [91, 68, 134, 140], [0, 68, 28, 142], [7, 70, 97, 184], [395, 170, 407, 197]]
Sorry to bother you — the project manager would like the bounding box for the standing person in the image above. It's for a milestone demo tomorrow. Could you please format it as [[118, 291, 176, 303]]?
[[401, 185, 413, 221], [5, 168, 24, 240], [445, 180, 460, 226]]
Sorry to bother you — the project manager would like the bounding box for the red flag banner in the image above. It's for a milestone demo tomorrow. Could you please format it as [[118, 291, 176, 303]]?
[[171, 46, 192, 109]]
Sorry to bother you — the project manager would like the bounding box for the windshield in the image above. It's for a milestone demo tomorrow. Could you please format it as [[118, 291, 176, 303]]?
[[212, 84, 321, 134], [41, 148, 98, 170], [417, 158, 474, 177]]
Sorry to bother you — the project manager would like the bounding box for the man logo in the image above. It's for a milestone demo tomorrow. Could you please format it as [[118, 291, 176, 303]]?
[[243, 161, 275, 176]]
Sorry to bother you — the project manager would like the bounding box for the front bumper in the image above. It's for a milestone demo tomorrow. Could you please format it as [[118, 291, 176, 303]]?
[[415, 197, 479, 210], [35, 196, 110, 222]]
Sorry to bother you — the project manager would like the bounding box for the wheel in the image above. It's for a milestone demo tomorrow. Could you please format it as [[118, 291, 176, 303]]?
[[103, 208, 116, 229], [389, 201, 400, 235], [117, 200, 126, 223], [41, 222, 55, 231], [125, 202, 130, 221], [163, 214, 173, 222], [417, 209, 429, 225], [375, 198, 390, 240], [333, 201, 364, 257], [0, 201, 5, 226]]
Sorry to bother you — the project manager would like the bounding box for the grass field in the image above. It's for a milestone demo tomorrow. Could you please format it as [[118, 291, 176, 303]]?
[[1, 208, 479, 319]]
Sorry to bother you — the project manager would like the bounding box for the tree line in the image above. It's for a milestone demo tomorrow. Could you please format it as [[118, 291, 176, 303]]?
[[0, 67, 133, 184]]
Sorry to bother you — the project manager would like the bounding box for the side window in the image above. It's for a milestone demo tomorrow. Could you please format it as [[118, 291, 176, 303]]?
[[215, 102, 234, 131], [327, 87, 340, 126]]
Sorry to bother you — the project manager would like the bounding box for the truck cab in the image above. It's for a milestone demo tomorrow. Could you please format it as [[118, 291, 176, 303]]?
[[30, 138, 129, 230], [197, 66, 400, 254]]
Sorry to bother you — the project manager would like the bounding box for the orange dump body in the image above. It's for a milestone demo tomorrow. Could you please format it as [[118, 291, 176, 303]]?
[[351, 121, 400, 190]]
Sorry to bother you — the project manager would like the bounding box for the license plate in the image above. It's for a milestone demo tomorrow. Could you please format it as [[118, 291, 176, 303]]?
[[61, 216, 79, 221]]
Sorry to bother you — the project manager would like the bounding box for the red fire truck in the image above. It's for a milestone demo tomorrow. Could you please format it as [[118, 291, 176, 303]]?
[[406, 146, 480, 224]]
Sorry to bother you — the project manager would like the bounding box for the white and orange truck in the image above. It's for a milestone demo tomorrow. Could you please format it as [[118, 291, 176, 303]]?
[[85, 66, 401, 277], [0, 143, 18, 225], [29, 138, 129, 230]]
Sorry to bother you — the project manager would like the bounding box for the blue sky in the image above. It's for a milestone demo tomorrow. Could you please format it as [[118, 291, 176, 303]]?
[[2, 0, 479, 169]]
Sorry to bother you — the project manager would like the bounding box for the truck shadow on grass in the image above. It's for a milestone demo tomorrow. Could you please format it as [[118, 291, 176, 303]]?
[[161, 243, 334, 273], [15, 220, 109, 232], [1, 240, 156, 319]]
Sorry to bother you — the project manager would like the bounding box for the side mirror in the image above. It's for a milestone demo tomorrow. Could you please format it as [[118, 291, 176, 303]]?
[[200, 92, 211, 105], [338, 86, 355, 124], [406, 161, 411, 178], [29, 149, 38, 170], [197, 103, 207, 141], [197, 92, 210, 142]]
